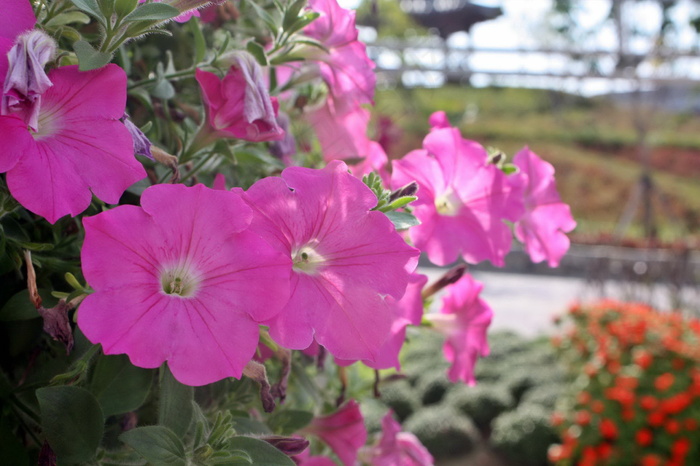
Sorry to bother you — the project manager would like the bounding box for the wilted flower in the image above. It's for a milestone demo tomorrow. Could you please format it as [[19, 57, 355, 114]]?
[[78, 183, 291, 386], [391, 123, 524, 266], [425, 274, 493, 385], [195, 52, 284, 144], [121, 113, 153, 159], [511, 147, 576, 267], [243, 161, 419, 362], [2, 29, 56, 130], [0, 65, 146, 223]]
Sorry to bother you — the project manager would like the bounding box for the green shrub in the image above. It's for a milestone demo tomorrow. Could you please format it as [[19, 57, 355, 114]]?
[[415, 370, 451, 405], [378, 379, 420, 422], [490, 404, 558, 466], [404, 406, 480, 458], [446, 383, 515, 433], [520, 383, 565, 410]]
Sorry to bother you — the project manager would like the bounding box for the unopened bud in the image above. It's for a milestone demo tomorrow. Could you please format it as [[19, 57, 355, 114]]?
[[261, 436, 309, 456], [389, 181, 418, 203], [422, 264, 467, 299]]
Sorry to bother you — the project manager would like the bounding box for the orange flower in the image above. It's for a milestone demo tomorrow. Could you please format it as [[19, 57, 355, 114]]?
[[671, 437, 691, 459], [665, 419, 681, 435], [634, 350, 653, 369], [600, 418, 618, 439], [635, 428, 653, 447], [574, 410, 591, 426], [640, 454, 663, 466], [654, 373, 675, 391], [592, 400, 605, 413]]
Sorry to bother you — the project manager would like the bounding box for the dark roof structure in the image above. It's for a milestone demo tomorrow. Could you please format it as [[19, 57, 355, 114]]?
[[400, 0, 503, 38]]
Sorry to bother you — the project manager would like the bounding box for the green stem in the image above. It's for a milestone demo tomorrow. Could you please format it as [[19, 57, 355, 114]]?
[[180, 150, 218, 183], [128, 68, 198, 90]]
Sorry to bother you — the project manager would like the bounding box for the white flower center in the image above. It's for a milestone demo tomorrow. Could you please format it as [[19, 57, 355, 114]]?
[[160, 262, 201, 298], [292, 243, 325, 275], [435, 189, 462, 216]]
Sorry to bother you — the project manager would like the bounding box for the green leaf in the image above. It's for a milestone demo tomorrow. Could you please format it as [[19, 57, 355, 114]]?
[[285, 12, 320, 36], [247, 1, 279, 36], [282, 0, 307, 30], [5, 238, 54, 251], [36, 386, 104, 464], [114, 0, 139, 17], [230, 416, 272, 435], [0, 289, 57, 321], [246, 40, 269, 67], [267, 410, 313, 435], [45, 11, 91, 27], [73, 40, 112, 71], [385, 211, 421, 230], [227, 437, 295, 465], [380, 195, 418, 212], [90, 354, 153, 417], [120, 426, 186, 466], [124, 3, 180, 22], [159, 366, 193, 437], [70, 0, 104, 23], [189, 16, 207, 64]]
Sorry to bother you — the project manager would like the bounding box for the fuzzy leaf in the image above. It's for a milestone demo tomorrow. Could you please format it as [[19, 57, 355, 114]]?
[[385, 211, 421, 230], [36, 386, 104, 464], [73, 40, 112, 71], [120, 426, 186, 465]]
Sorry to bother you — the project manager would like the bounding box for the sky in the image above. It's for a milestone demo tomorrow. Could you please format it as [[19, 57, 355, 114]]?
[[340, 0, 700, 95]]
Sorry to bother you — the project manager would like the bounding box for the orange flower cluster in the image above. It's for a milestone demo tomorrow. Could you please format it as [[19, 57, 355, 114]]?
[[549, 300, 700, 466]]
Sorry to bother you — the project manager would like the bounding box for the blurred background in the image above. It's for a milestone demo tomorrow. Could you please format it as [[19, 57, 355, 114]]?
[[344, 2, 700, 464], [345, 0, 700, 322]]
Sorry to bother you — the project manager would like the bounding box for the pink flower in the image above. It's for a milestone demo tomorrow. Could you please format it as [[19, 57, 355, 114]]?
[[337, 273, 427, 370], [307, 100, 370, 161], [0, 65, 146, 223], [78, 183, 292, 386], [347, 141, 389, 181], [304, 0, 375, 113], [512, 147, 576, 267], [293, 449, 337, 466], [243, 161, 419, 362], [428, 110, 450, 129], [391, 126, 524, 266], [361, 411, 434, 466], [195, 52, 284, 144], [425, 274, 492, 385], [301, 400, 367, 465]]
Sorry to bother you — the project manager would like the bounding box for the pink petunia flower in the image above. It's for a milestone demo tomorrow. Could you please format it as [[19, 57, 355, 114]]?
[[195, 52, 284, 145], [78, 183, 291, 386], [243, 161, 419, 362], [391, 125, 525, 266], [0, 64, 146, 223], [307, 100, 371, 161], [360, 411, 434, 466], [301, 400, 367, 465], [511, 147, 576, 267], [304, 0, 375, 114], [336, 273, 427, 370], [293, 449, 337, 466], [425, 274, 493, 385]]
